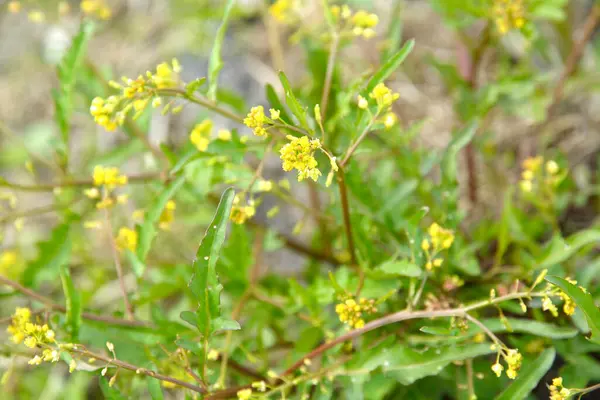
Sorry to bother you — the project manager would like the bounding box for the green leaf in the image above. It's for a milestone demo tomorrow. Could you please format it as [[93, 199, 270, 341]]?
[[539, 230, 600, 268], [54, 21, 95, 153], [473, 318, 578, 339], [60, 265, 81, 341], [212, 317, 241, 333], [147, 376, 164, 400], [382, 0, 404, 62], [188, 187, 236, 336], [348, 342, 493, 385], [441, 120, 478, 184], [180, 311, 197, 328], [207, 0, 235, 101], [365, 39, 415, 94], [495, 348, 555, 400], [266, 83, 293, 123], [278, 71, 309, 130], [419, 326, 457, 336], [136, 175, 186, 264], [23, 223, 72, 287], [377, 259, 422, 277], [545, 275, 600, 344]]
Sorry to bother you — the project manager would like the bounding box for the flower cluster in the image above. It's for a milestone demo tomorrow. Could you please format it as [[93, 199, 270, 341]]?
[[491, 347, 522, 379], [330, 5, 379, 39], [369, 83, 400, 111], [280, 135, 322, 182], [519, 156, 562, 194], [81, 0, 111, 19], [230, 195, 256, 225], [492, 0, 526, 35], [115, 227, 138, 252], [190, 119, 213, 152], [7, 308, 56, 350], [93, 166, 128, 189], [237, 388, 252, 400], [90, 59, 181, 131], [243, 106, 280, 137], [549, 377, 572, 400], [335, 297, 377, 329], [421, 222, 455, 271], [269, 0, 297, 23]]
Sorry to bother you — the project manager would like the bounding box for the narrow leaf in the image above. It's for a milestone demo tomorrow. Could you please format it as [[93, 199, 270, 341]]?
[[365, 39, 415, 94], [266, 83, 293, 123], [23, 223, 72, 287], [442, 120, 478, 184], [147, 376, 164, 400], [539, 230, 600, 268], [278, 71, 309, 129], [546, 275, 600, 344], [59, 265, 81, 341], [495, 348, 555, 400], [378, 259, 422, 277], [207, 0, 235, 100], [188, 187, 236, 336]]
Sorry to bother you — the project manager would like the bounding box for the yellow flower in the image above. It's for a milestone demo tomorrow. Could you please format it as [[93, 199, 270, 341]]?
[[269, 108, 280, 120], [269, 0, 292, 22], [230, 205, 256, 225], [151, 60, 181, 89], [546, 160, 559, 175], [257, 180, 273, 192], [522, 156, 543, 173], [252, 380, 267, 392], [492, 0, 526, 35], [279, 136, 322, 182], [93, 166, 128, 189], [421, 239, 430, 251], [207, 349, 220, 361], [190, 119, 213, 152], [335, 297, 377, 329], [237, 388, 252, 400], [28, 11, 45, 23], [115, 227, 138, 252], [1, 250, 18, 271], [383, 112, 398, 129], [369, 83, 399, 111], [218, 129, 232, 141], [542, 295, 558, 317], [244, 106, 269, 137]]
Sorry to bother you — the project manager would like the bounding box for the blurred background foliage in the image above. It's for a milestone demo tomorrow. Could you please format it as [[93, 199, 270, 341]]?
[[2, 0, 600, 399]]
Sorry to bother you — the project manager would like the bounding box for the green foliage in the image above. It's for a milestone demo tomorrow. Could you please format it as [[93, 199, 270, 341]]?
[[3, 1, 600, 399]]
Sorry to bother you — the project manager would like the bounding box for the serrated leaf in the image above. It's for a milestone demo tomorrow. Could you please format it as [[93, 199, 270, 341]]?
[[365, 39, 415, 94], [495, 348, 555, 400], [60, 265, 81, 341], [278, 71, 309, 130], [207, 0, 235, 100], [188, 187, 235, 336], [136, 175, 185, 264], [23, 223, 72, 287], [54, 21, 94, 154], [545, 275, 600, 344], [378, 259, 422, 277]]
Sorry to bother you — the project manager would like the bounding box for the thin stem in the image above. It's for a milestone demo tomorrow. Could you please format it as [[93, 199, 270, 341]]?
[[0, 275, 152, 328], [0, 171, 165, 192], [320, 32, 340, 120], [466, 359, 475, 400], [280, 291, 545, 376], [157, 88, 244, 124], [0, 199, 79, 224], [336, 166, 357, 266], [340, 115, 377, 167], [464, 313, 503, 346], [103, 207, 135, 320], [70, 346, 206, 393]]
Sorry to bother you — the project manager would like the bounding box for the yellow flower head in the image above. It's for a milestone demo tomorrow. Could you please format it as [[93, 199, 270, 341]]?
[[115, 227, 138, 252], [369, 83, 399, 111], [159, 200, 176, 230], [230, 205, 256, 225], [269, 0, 295, 23], [151, 59, 181, 89], [492, 0, 526, 35], [81, 0, 112, 20], [93, 166, 128, 189], [8, 1, 21, 13], [335, 297, 377, 329], [190, 119, 213, 152], [491, 362, 503, 377], [279, 136, 322, 182], [244, 106, 270, 137]]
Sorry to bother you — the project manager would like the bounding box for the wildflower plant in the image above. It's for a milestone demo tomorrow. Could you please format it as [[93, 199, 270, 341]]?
[[2, 1, 600, 400]]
